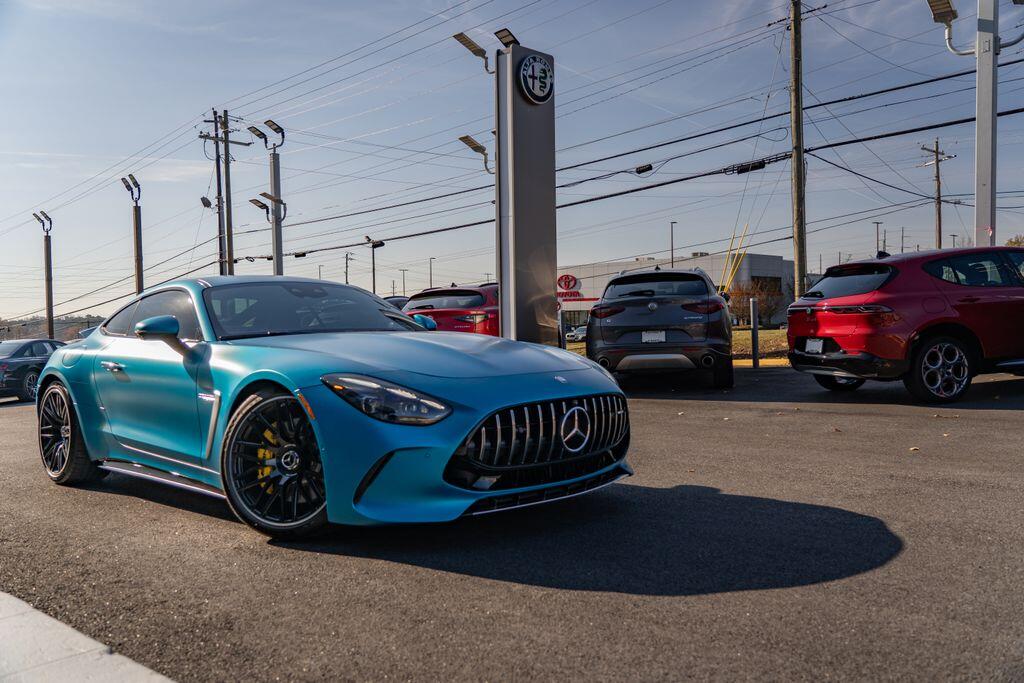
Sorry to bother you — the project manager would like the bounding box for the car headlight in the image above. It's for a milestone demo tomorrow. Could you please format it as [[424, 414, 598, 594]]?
[[321, 373, 451, 425]]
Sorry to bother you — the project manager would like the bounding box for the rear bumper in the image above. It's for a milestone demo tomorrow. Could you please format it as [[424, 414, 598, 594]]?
[[591, 342, 731, 373], [788, 350, 907, 380]]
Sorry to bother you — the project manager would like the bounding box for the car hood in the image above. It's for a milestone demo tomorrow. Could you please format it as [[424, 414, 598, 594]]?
[[226, 331, 593, 379]]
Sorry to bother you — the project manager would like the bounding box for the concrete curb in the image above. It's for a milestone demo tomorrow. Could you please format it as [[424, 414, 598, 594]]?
[[0, 592, 171, 682]]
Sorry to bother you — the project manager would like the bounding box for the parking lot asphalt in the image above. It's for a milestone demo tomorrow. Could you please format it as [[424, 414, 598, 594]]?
[[1, 369, 1022, 681]]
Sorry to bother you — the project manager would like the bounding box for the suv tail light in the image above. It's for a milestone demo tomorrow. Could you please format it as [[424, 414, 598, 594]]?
[[822, 305, 893, 314], [0, 363, 7, 373], [682, 301, 724, 314], [590, 305, 624, 319], [454, 313, 489, 324]]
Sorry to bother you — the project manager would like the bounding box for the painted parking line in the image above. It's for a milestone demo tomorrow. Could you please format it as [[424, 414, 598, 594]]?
[[0, 592, 170, 682]]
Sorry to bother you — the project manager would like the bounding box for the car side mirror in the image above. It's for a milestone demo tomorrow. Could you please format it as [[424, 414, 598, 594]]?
[[135, 315, 187, 355], [412, 314, 437, 331]]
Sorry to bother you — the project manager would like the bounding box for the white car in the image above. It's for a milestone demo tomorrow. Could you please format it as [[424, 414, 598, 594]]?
[[565, 325, 588, 342]]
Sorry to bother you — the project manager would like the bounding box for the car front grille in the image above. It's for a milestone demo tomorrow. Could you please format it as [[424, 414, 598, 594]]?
[[444, 394, 630, 491]]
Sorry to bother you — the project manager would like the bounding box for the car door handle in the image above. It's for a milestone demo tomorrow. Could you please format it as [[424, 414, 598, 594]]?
[[100, 361, 125, 373]]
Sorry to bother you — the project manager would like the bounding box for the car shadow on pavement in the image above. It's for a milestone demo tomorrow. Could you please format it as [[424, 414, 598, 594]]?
[[0, 397, 28, 409], [622, 368, 1024, 411], [278, 483, 903, 597]]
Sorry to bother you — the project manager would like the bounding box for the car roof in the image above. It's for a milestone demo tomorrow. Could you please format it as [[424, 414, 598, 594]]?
[[838, 246, 1024, 269], [609, 267, 710, 281]]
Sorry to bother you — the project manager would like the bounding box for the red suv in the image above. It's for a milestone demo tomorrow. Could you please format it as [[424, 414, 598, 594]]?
[[402, 283, 499, 336], [787, 247, 1024, 403]]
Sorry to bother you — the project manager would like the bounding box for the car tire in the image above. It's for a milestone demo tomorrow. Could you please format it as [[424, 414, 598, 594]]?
[[18, 369, 40, 402], [712, 356, 734, 389], [813, 375, 865, 392], [903, 335, 973, 403], [221, 388, 329, 540], [37, 382, 103, 485]]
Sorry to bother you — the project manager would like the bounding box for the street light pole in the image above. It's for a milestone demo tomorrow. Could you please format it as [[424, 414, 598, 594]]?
[[670, 221, 676, 267], [121, 175, 143, 293], [366, 237, 385, 294], [873, 221, 882, 253], [429, 257, 435, 288], [399, 268, 408, 296], [33, 212, 54, 339]]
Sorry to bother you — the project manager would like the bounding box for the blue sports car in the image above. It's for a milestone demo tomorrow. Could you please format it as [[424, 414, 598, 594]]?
[[37, 276, 631, 538]]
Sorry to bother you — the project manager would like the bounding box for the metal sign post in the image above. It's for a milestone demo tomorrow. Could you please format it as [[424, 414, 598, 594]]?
[[495, 42, 558, 345]]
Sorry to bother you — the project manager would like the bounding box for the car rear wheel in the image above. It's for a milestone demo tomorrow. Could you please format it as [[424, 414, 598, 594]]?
[[221, 389, 328, 539], [19, 370, 39, 402], [903, 336, 973, 403], [38, 382, 103, 484], [813, 375, 865, 392]]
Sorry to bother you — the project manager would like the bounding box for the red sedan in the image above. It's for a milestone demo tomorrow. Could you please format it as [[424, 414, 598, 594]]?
[[403, 283, 500, 336], [787, 247, 1024, 403]]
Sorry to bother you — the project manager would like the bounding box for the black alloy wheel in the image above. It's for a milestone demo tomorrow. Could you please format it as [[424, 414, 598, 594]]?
[[20, 370, 40, 402], [37, 382, 101, 484], [222, 390, 328, 538]]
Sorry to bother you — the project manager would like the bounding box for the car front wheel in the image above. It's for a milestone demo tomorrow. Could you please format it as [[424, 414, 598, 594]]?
[[221, 389, 328, 539], [903, 336, 973, 403], [38, 382, 103, 484]]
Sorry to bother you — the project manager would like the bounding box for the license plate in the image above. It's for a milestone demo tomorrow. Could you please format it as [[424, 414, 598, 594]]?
[[641, 330, 666, 344], [805, 338, 824, 354]]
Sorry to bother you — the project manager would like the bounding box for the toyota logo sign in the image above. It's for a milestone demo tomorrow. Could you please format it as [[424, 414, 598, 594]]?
[[557, 274, 578, 290]]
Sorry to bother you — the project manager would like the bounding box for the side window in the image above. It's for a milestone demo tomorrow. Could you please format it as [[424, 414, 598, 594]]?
[[134, 290, 203, 341], [31, 342, 50, 356], [11, 344, 30, 358], [102, 302, 139, 337], [922, 259, 958, 284], [1004, 251, 1024, 282], [946, 253, 1016, 287]]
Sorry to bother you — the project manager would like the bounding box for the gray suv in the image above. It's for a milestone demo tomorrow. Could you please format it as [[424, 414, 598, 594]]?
[[585, 268, 733, 387]]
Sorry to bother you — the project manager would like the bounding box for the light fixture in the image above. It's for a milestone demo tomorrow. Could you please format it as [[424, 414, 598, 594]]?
[[365, 236, 385, 249], [458, 134, 493, 174], [248, 125, 267, 142], [925, 0, 957, 24], [200, 196, 213, 209], [32, 212, 41, 223], [494, 28, 519, 47], [39, 211, 50, 223], [249, 198, 270, 222], [453, 32, 494, 74], [121, 177, 133, 192], [264, 119, 283, 135], [127, 174, 139, 189], [259, 191, 282, 204]]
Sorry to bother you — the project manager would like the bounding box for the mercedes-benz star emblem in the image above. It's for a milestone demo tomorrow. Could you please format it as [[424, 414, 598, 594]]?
[[559, 405, 591, 453]]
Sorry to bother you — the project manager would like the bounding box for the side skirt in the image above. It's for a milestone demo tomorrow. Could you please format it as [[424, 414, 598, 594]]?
[[98, 460, 226, 500]]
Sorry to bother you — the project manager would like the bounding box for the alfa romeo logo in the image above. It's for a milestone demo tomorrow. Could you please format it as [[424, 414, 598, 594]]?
[[559, 405, 591, 453], [518, 54, 553, 105]]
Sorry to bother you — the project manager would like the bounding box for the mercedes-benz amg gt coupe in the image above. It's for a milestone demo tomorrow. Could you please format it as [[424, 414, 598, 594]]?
[[37, 276, 631, 538]]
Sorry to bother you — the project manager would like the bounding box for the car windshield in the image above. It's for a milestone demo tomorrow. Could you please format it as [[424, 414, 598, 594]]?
[[605, 274, 707, 299], [404, 290, 486, 310], [203, 282, 424, 340], [804, 264, 893, 299], [0, 341, 22, 357]]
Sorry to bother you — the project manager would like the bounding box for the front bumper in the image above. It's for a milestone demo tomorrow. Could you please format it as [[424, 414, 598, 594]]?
[[788, 350, 908, 380], [301, 369, 631, 526]]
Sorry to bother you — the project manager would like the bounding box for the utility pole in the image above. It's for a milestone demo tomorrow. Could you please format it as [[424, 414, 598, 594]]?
[[221, 110, 235, 272], [901, 226, 906, 253], [882, 230, 887, 253], [121, 175, 143, 293], [818, 253, 822, 274], [921, 138, 954, 249], [399, 268, 408, 296], [670, 221, 676, 267], [344, 252, 352, 284], [873, 221, 882, 253], [200, 110, 251, 274], [428, 257, 435, 288], [789, 0, 808, 296], [33, 212, 54, 339], [391, 280, 396, 296], [951, 234, 957, 248], [318, 265, 323, 280]]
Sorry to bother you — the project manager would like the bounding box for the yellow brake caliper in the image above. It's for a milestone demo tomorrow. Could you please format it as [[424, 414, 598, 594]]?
[[257, 425, 277, 494]]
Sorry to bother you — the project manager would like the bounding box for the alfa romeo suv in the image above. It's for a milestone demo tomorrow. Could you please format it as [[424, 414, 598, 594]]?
[[586, 269, 733, 387], [403, 283, 499, 336], [787, 247, 1024, 403]]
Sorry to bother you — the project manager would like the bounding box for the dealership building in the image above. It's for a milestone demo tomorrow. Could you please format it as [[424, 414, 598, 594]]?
[[557, 252, 798, 327]]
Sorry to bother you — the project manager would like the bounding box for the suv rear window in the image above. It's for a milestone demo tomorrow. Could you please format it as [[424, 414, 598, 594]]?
[[804, 264, 893, 299], [604, 273, 707, 298], [404, 290, 486, 310]]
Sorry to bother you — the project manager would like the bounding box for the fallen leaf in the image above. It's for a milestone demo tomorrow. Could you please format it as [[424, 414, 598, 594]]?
[[723, 417, 730, 421], [831, 426, 842, 433], [942, 433, 950, 438], [909, 447, 920, 452], [677, 411, 686, 416]]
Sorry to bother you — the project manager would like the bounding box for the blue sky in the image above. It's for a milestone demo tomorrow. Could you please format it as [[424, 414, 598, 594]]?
[[2, 0, 1024, 319]]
